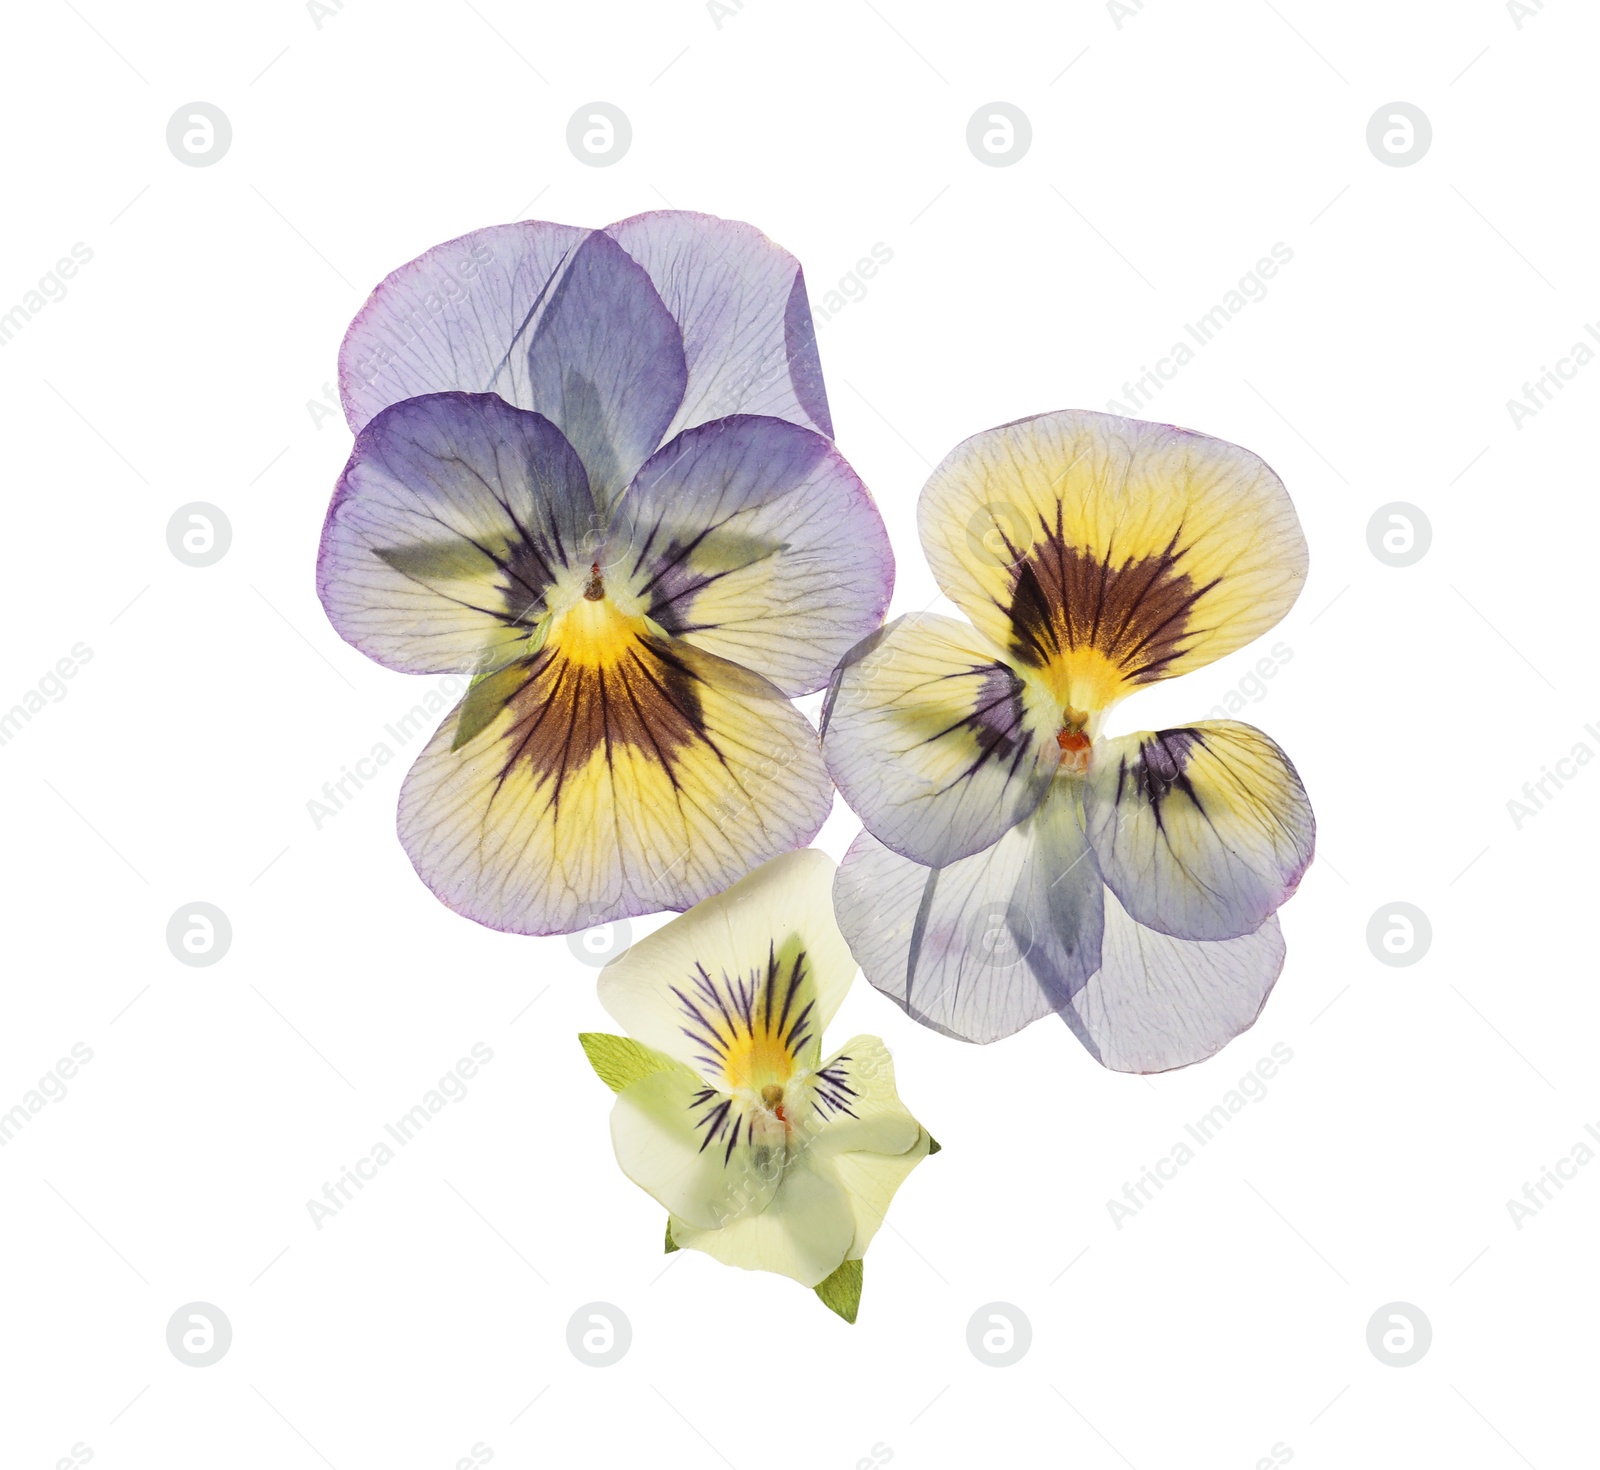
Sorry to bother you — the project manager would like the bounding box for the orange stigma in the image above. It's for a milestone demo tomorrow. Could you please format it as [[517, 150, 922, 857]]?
[[1056, 727, 1091, 774]]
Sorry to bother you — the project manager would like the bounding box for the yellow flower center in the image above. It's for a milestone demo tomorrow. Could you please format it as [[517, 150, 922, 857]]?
[[1019, 664, 1109, 772], [723, 1030, 797, 1096], [545, 567, 650, 666], [1033, 647, 1126, 728]]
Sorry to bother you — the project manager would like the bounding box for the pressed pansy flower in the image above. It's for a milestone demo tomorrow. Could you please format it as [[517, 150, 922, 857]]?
[[579, 848, 935, 1321], [823, 409, 1314, 1074], [316, 213, 892, 935]]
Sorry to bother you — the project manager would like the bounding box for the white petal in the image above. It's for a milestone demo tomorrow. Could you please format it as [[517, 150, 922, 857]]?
[[668, 1151, 855, 1287], [598, 848, 856, 1073], [802, 1036, 921, 1159], [829, 1137, 931, 1261], [610, 1067, 781, 1231]]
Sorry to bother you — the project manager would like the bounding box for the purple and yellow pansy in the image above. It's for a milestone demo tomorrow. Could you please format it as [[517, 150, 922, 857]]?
[[317, 212, 892, 935], [825, 409, 1314, 1074]]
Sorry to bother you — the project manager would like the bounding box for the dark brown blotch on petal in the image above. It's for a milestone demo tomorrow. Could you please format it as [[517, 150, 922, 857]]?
[[487, 634, 708, 805], [1004, 517, 1218, 685]]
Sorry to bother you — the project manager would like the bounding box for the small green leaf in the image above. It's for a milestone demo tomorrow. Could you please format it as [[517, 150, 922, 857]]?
[[926, 1134, 942, 1155], [664, 1218, 679, 1254], [814, 1257, 863, 1324], [577, 1033, 678, 1093], [452, 660, 529, 751]]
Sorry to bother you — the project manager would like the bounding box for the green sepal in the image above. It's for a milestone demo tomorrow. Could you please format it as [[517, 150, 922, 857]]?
[[664, 1218, 679, 1254], [927, 1134, 942, 1155], [452, 659, 530, 751], [814, 1257, 863, 1324], [577, 1032, 679, 1094]]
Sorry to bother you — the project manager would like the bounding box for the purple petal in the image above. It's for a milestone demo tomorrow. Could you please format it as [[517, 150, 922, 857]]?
[[338, 220, 589, 433], [613, 414, 892, 696], [316, 393, 592, 674], [784, 269, 831, 436], [833, 788, 1103, 1045], [1059, 892, 1286, 1073], [605, 211, 832, 440], [523, 229, 687, 507]]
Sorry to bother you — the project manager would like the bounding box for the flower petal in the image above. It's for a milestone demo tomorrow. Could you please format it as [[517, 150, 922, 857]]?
[[917, 410, 1308, 716], [821, 613, 1057, 867], [614, 414, 892, 697], [316, 393, 593, 675], [832, 786, 1104, 1044], [604, 210, 832, 439], [667, 1150, 855, 1287], [396, 641, 831, 935], [598, 848, 857, 1078], [522, 229, 688, 508], [1085, 721, 1314, 941], [610, 1064, 783, 1231], [339, 220, 589, 432], [803, 1036, 922, 1159], [1059, 889, 1286, 1073], [829, 1134, 931, 1262]]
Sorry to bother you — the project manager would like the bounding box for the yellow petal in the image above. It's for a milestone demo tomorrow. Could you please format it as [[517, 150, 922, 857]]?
[[397, 624, 830, 935], [1084, 721, 1314, 940], [917, 410, 1307, 721]]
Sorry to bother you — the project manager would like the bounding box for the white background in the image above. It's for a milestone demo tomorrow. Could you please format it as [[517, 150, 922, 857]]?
[[2, 1, 1595, 1466]]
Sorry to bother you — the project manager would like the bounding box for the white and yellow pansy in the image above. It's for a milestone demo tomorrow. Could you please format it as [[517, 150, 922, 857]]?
[[580, 848, 935, 1320]]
